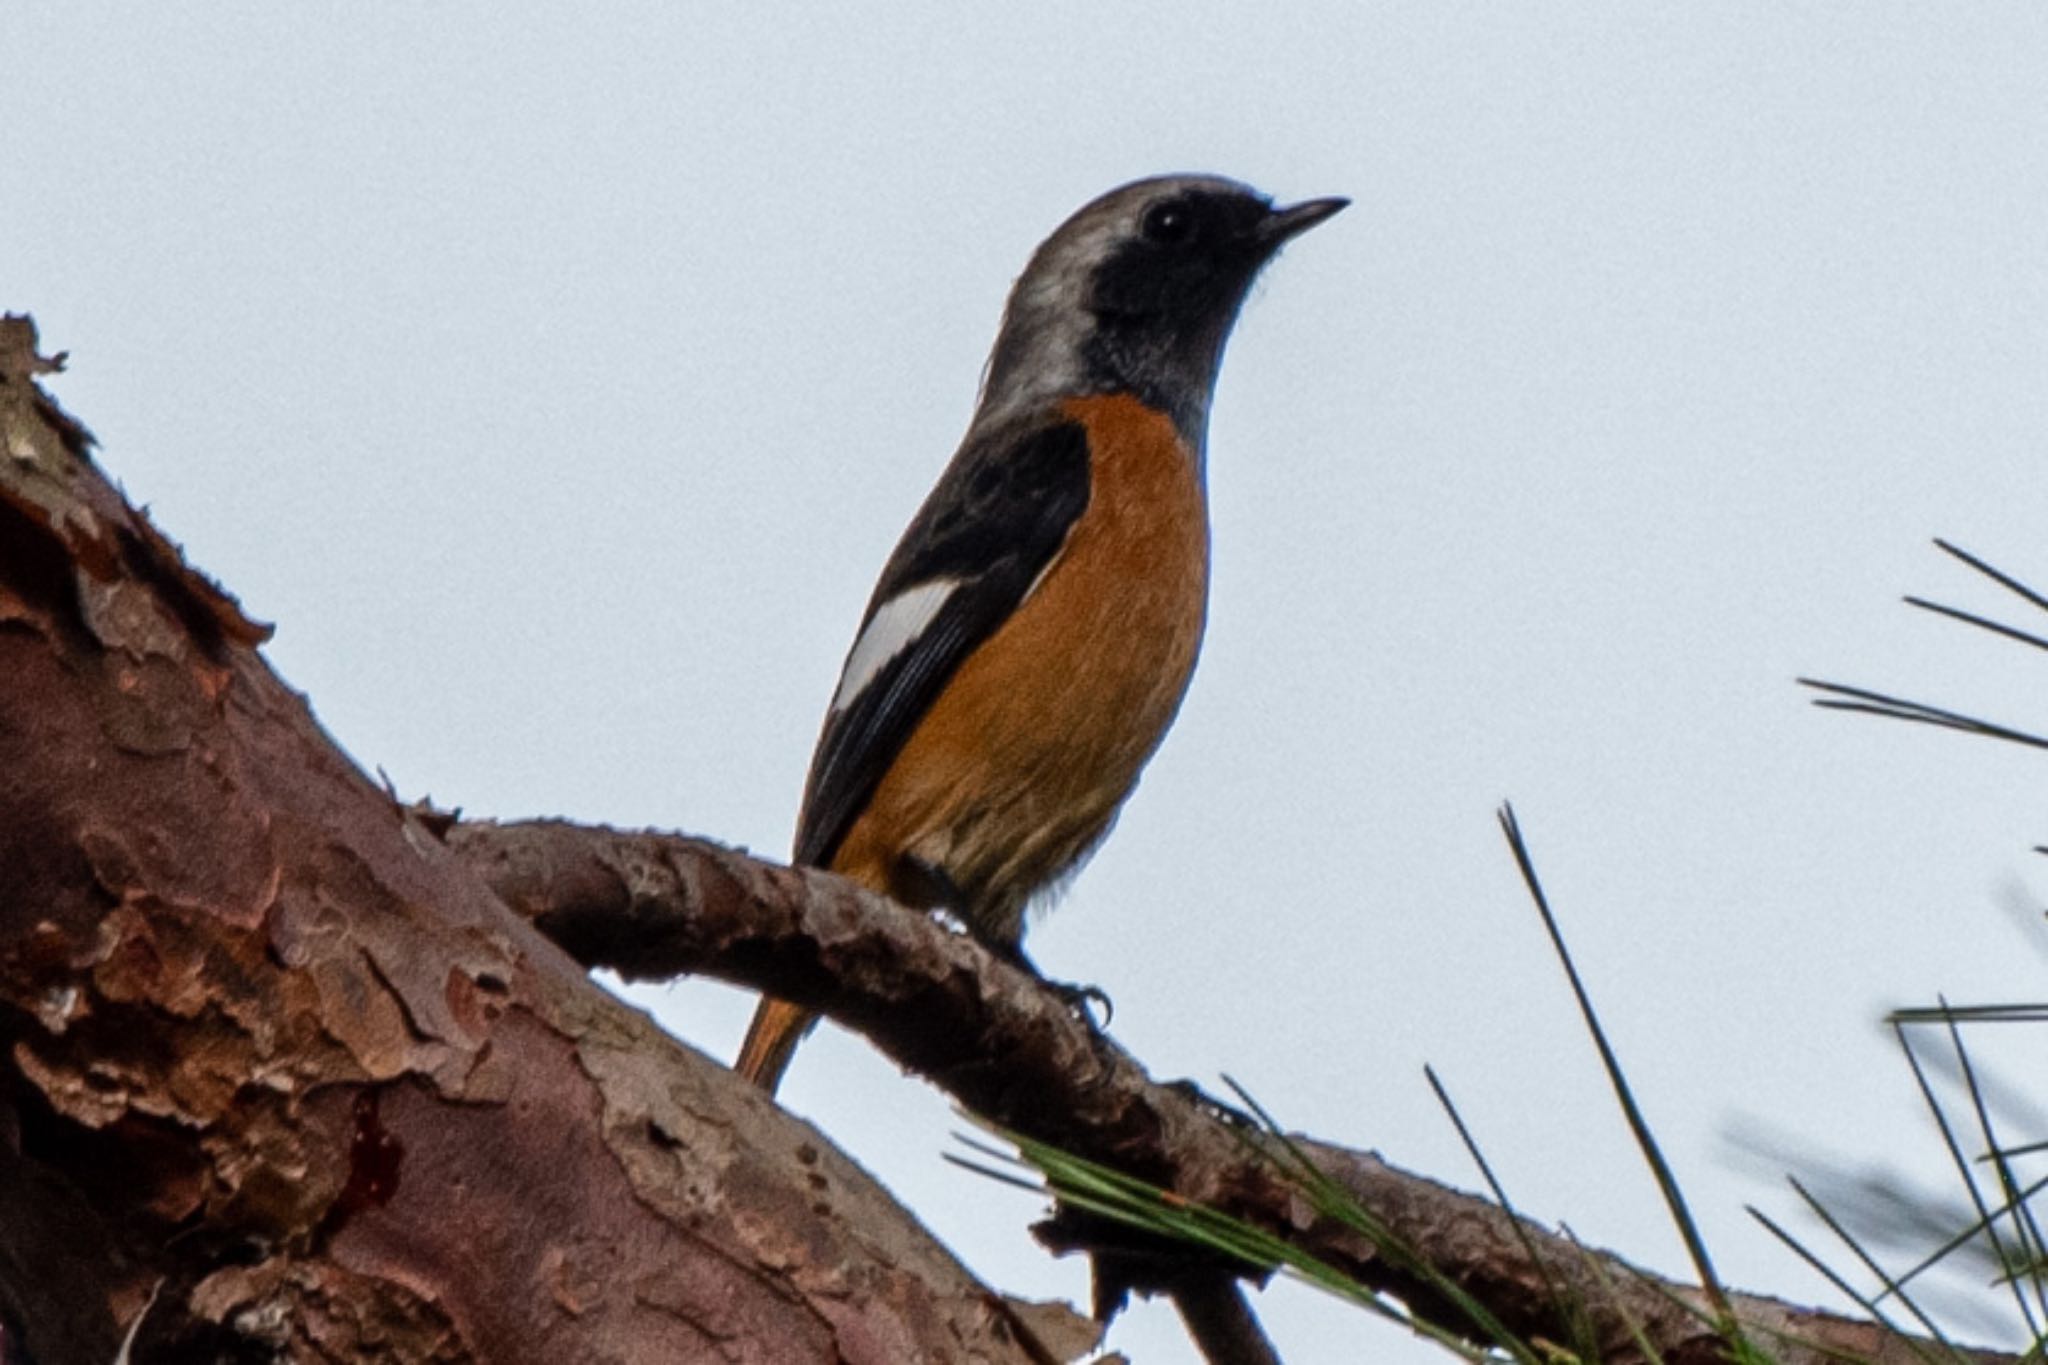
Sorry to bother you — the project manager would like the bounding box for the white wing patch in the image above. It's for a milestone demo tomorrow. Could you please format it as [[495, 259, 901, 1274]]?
[[830, 578, 959, 714]]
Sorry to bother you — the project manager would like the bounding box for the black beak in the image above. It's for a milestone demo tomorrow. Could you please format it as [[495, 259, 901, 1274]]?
[[1258, 195, 1350, 246]]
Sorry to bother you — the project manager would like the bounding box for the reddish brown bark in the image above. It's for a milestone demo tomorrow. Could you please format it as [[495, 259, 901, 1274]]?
[[0, 315, 1074, 1364]]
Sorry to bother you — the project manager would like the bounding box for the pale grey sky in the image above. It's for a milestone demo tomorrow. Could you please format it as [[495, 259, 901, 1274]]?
[[12, 6, 2048, 1361]]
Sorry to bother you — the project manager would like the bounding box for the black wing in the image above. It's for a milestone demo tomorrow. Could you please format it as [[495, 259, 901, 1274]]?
[[794, 415, 1092, 870]]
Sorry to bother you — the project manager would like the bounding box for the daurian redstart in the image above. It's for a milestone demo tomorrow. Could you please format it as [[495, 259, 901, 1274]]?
[[736, 175, 1345, 1092]]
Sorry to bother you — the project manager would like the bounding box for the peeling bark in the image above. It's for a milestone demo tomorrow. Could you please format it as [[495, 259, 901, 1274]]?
[[0, 315, 1076, 1365]]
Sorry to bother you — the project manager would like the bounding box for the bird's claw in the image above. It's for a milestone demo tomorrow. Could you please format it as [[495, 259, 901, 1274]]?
[[1045, 978, 1114, 1027]]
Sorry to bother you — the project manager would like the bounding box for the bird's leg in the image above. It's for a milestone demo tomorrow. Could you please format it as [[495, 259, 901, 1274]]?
[[985, 937, 1114, 1028], [897, 855, 1115, 1025]]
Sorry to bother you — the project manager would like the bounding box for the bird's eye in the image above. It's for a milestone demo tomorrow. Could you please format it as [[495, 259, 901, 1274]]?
[[1140, 202, 1194, 245]]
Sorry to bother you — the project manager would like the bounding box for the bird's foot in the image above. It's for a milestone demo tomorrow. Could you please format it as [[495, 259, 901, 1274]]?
[[972, 931, 1115, 1026], [1042, 977, 1114, 1028]]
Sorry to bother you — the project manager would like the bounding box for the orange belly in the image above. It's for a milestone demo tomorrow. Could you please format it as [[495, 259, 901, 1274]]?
[[831, 394, 1210, 945]]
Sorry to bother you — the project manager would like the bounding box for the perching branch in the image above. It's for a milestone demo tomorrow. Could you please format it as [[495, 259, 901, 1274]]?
[[448, 815, 2022, 1365]]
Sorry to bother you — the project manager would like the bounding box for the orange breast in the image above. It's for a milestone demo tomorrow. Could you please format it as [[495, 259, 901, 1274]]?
[[831, 394, 1211, 945]]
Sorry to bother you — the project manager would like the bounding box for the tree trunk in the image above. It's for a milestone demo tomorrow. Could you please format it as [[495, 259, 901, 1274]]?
[[0, 315, 1066, 1364]]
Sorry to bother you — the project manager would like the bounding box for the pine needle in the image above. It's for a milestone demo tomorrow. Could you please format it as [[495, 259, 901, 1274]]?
[[1496, 804, 1739, 1333]]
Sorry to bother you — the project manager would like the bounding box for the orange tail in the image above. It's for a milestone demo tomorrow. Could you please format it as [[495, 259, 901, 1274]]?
[[734, 995, 818, 1094]]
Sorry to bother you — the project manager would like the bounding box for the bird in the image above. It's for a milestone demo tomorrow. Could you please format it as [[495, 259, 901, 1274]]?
[[734, 174, 1346, 1093]]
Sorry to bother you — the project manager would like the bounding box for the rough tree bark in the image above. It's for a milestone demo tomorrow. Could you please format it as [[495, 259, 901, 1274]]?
[[0, 316, 1086, 1364], [0, 315, 2013, 1365]]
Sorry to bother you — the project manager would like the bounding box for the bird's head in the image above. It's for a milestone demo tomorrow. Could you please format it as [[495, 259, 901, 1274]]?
[[979, 175, 1347, 443]]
